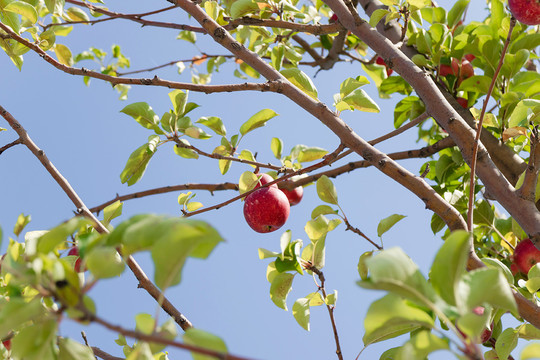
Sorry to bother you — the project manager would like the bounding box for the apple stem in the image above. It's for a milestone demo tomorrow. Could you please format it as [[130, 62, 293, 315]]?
[[467, 17, 517, 231]]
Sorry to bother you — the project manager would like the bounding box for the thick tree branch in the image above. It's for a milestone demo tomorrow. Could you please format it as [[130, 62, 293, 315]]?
[[357, 0, 526, 186], [0, 105, 193, 331], [518, 129, 540, 202], [226, 17, 344, 35], [173, 0, 467, 233]]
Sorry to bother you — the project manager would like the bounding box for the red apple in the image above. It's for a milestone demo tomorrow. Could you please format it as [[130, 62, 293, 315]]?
[[2, 339, 10, 351], [508, 0, 540, 25], [254, 173, 276, 189], [68, 247, 85, 273], [456, 97, 468, 108], [460, 60, 474, 79], [510, 262, 519, 276], [513, 238, 540, 274], [329, 14, 338, 23], [280, 185, 303, 206], [464, 54, 476, 62], [243, 187, 290, 233], [440, 58, 473, 81], [376, 56, 393, 76]]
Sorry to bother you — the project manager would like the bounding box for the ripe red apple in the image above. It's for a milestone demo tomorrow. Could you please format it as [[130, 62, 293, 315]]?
[[508, 0, 540, 25], [2, 339, 10, 351], [513, 238, 540, 274], [254, 173, 276, 189], [243, 187, 290, 233], [456, 97, 468, 109], [280, 185, 303, 206], [68, 247, 85, 273], [376, 56, 393, 76], [440, 58, 473, 82], [464, 54, 476, 62], [510, 262, 519, 276]]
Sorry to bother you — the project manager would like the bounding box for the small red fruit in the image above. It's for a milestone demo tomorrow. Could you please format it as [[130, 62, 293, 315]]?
[[2, 339, 10, 351], [243, 187, 290, 233], [280, 185, 304, 206], [510, 262, 519, 276], [513, 238, 540, 274], [464, 54, 476, 62], [456, 97, 468, 109], [68, 247, 84, 273], [376, 56, 393, 76], [460, 60, 474, 79], [254, 173, 276, 189], [508, 0, 540, 25], [329, 14, 339, 23], [440, 58, 474, 81]]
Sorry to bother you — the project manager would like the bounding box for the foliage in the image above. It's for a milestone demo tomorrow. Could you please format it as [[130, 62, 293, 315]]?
[[1, 0, 540, 359]]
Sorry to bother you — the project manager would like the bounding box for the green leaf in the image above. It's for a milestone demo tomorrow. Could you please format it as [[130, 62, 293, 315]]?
[[370, 8, 389, 26], [297, 146, 328, 163], [481, 257, 514, 285], [258, 248, 280, 259], [65, 6, 89, 22], [270, 272, 294, 310], [151, 218, 224, 289], [120, 102, 163, 134], [54, 43, 73, 66], [120, 140, 158, 186], [11, 319, 57, 360], [447, 0, 469, 28], [102, 200, 123, 226], [174, 139, 199, 159], [4, 1, 37, 23], [363, 293, 434, 345], [311, 205, 338, 219], [377, 214, 406, 237], [86, 247, 125, 278], [394, 96, 425, 128], [13, 213, 31, 237], [325, 290, 337, 305], [183, 328, 227, 360], [271, 137, 283, 159], [0, 298, 46, 338], [197, 116, 226, 136], [177, 30, 196, 43], [271, 44, 284, 71], [58, 338, 96, 360], [342, 88, 381, 113], [339, 77, 370, 98], [292, 297, 311, 331], [508, 99, 540, 128], [280, 68, 318, 99], [358, 251, 373, 280], [44, 0, 64, 15], [229, 0, 258, 18], [359, 247, 436, 306], [397, 330, 449, 359], [430, 230, 470, 306], [238, 171, 260, 195], [239, 109, 278, 136], [316, 175, 338, 205], [36, 217, 90, 254], [218, 159, 231, 175], [495, 327, 519, 360], [457, 268, 517, 314], [518, 323, 540, 340]]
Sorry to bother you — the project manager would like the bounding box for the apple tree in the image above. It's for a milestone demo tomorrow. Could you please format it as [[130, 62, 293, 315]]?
[[1, 0, 540, 359]]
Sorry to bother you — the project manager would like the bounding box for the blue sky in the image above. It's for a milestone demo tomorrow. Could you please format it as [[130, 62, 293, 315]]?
[[1, 1, 532, 359]]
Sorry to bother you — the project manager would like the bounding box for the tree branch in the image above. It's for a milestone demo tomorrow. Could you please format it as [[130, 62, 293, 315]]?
[[89, 182, 239, 214], [518, 128, 540, 202], [91, 347, 124, 360], [0, 138, 22, 155], [0, 105, 193, 331], [225, 17, 344, 35], [173, 0, 467, 232]]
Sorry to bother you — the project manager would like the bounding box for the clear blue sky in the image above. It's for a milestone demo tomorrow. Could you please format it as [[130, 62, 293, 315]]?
[[0, 1, 532, 359]]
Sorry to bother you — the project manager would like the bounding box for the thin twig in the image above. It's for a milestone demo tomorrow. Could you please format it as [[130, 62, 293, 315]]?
[[467, 17, 516, 230], [116, 54, 236, 76], [91, 347, 124, 360], [0, 105, 193, 331], [81, 332, 98, 360], [344, 220, 381, 250], [0, 138, 22, 155], [172, 137, 285, 171], [303, 263, 343, 360], [89, 182, 239, 214], [87, 313, 256, 360], [334, 111, 430, 162]]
